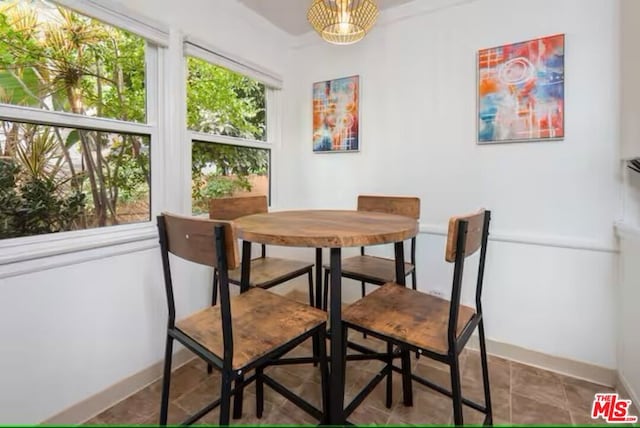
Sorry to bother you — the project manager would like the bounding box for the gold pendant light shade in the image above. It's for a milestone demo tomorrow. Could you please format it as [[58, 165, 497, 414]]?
[[307, 0, 380, 45]]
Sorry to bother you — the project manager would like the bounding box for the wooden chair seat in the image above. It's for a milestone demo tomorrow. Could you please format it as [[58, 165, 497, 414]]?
[[178, 288, 327, 370], [323, 255, 415, 285], [228, 257, 314, 289], [342, 283, 475, 355]]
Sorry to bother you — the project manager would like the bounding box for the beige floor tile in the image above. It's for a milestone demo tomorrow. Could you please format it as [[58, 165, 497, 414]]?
[[562, 375, 614, 412], [349, 403, 391, 425], [82, 415, 105, 425], [233, 392, 277, 424], [173, 373, 222, 414], [140, 402, 188, 425], [461, 372, 510, 422], [463, 349, 511, 392], [275, 399, 320, 425], [94, 385, 160, 424], [294, 379, 325, 410], [570, 406, 605, 425], [413, 364, 451, 390], [389, 388, 453, 425], [274, 359, 321, 383], [263, 365, 308, 398], [511, 361, 568, 409], [148, 362, 210, 402], [345, 366, 403, 411], [263, 405, 315, 426], [462, 405, 488, 425], [193, 404, 221, 425], [511, 392, 571, 425]]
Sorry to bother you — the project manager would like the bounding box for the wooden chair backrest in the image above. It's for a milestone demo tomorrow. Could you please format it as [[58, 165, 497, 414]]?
[[445, 210, 487, 263], [209, 195, 268, 221], [161, 212, 239, 270], [357, 195, 421, 219]]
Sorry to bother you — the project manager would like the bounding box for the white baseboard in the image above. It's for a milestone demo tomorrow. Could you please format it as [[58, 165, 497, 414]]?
[[467, 336, 617, 387], [617, 373, 640, 412], [42, 348, 195, 425]]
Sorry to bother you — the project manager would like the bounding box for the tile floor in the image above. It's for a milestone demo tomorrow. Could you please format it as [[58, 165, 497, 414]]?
[[84, 291, 639, 426]]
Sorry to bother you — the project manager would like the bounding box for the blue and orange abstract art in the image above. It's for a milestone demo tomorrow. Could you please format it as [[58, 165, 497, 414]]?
[[313, 75, 359, 152], [478, 34, 565, 143]]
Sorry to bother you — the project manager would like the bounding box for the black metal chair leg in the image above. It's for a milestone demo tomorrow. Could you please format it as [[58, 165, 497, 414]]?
[[232, 374, 245, 419], [478, 318, 493, 425], [411, 270, 417, 291], [159, 334, 174, 426], [307, 270, 315, 306], [207, 271, 219, 374], [361, 281, 368, 339], [318, 326, 330, 425], [400, 347, 413, 406], [211, 269, 219, 306], [322, 269, 329, 311], [309, 270, 319, 367], [220, 371, 232, 425], [256, 367, 264, 419], [450, 354, 464, 426], [386, 342, 393, 409]]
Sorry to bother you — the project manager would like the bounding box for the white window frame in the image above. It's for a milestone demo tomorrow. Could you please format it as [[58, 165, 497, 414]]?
[[184, 40, 282, 213], [0, 0, 169, 276]]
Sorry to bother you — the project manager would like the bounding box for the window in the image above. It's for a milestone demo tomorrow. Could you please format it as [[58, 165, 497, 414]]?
[[187, 57, 265, 141], [0, 0, 157, 240], [191, 141, 269, 214], [185, 53, 277, 215]]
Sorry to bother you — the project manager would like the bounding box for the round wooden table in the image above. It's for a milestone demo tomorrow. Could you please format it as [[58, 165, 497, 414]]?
[[235, 210, 419, 424]]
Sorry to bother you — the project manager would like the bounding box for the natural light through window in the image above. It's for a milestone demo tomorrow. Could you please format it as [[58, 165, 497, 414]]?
[[186, 56, 270, 214], [0, 0, 153, 239]]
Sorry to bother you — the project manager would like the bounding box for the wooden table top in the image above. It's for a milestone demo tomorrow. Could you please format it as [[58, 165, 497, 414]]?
[[234, 210, 419, 248]]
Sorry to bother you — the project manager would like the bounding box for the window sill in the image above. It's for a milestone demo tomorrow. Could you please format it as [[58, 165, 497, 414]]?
[[0, 223, 158, 279]]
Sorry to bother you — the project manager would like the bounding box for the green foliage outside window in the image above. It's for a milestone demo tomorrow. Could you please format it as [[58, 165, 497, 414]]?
[[187, 57, 269, 214], [0, 0, 269, 238]]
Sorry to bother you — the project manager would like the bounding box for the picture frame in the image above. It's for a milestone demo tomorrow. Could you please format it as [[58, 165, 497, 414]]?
[[312, 75, 360, 153], [477, 34, 565, 144]]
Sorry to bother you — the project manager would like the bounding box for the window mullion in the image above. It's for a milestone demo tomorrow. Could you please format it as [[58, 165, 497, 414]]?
[[0, 105, 154, 136], [189, 131, 272, 150]]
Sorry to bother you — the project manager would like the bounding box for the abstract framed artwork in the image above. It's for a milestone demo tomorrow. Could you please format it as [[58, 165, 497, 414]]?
[[477, 34, 565, 144], [313, 75, 360, 153]]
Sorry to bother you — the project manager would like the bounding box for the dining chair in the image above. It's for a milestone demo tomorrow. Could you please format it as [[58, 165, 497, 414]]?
[[322, 195, 420, 310], [209, 196, 315, 307], [157, 213, 329, 426], [341, 209, 493, 426], [209, 196, 319, 417]]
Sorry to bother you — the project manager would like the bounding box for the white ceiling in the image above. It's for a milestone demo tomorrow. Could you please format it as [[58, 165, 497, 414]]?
[[238, 0, 415, 35]]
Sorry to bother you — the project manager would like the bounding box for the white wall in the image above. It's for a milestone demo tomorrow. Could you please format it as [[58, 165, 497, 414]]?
[[115, 0, 290, 75], [0, 0, 291, 424], [279, 0, 621, 369], [617, 228, 640, 406], [621, 0, 640, 160], [617, 0, 640, 407]]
